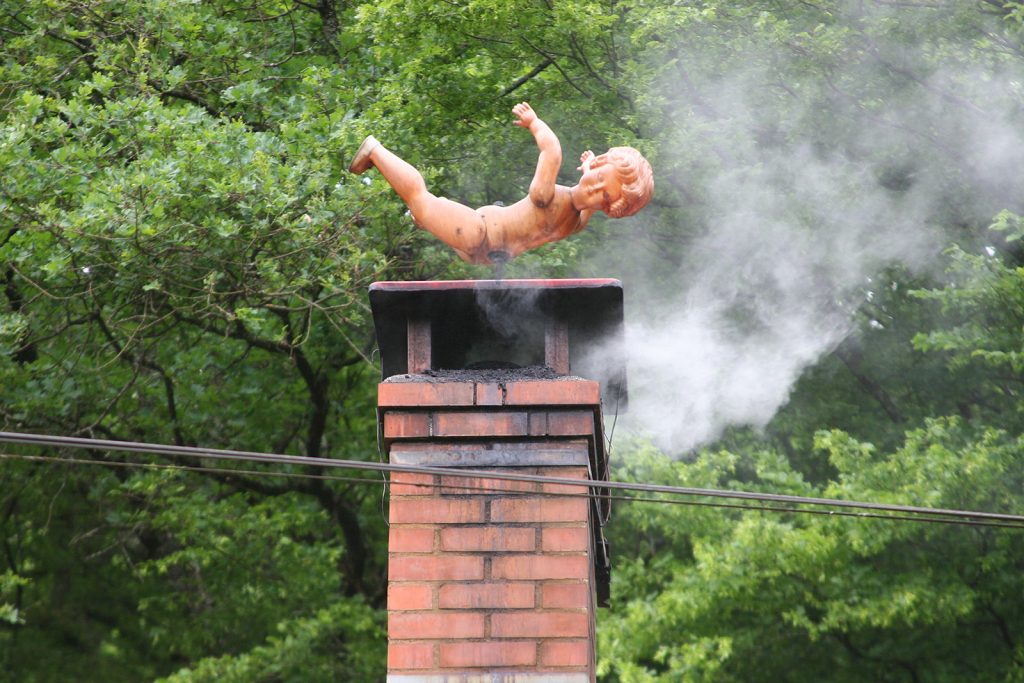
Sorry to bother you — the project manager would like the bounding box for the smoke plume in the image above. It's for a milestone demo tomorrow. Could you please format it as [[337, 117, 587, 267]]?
[[589, 9, 1024, 454]]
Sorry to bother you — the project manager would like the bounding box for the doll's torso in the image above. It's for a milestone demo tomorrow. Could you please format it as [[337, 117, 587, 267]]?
[[472, 185, 584, 264]]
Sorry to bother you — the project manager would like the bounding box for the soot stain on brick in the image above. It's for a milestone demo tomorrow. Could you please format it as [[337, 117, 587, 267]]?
[[383, 365, 579, 383]]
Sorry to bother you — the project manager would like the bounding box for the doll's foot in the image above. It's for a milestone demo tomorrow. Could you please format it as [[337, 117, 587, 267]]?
[[349, 135, 380, 174]]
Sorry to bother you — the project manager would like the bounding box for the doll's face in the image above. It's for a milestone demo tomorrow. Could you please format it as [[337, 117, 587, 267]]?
[[575, 155, 622, 214]]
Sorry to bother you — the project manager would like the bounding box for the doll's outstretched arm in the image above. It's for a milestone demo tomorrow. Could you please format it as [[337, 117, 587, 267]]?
[[512, 102, 562, 208]]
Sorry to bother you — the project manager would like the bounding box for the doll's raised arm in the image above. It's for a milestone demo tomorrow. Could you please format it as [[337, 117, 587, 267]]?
[[512, 102, 562, 208]]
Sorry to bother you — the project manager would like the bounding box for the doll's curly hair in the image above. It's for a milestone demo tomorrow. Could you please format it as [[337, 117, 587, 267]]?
[[604, 146, 654, 218]]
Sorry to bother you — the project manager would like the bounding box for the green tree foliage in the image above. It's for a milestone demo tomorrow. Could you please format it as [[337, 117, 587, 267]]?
[[601, 424, 1024, 682], [3, 0, 1024, 681], [592, 4, 1024, 682], [0, 1, 395, 679]]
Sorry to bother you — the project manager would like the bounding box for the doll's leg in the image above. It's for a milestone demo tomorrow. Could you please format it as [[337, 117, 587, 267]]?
[[359, 142, 487, 257]]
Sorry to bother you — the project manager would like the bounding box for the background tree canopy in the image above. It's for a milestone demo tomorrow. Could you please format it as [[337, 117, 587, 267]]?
[[2, 1, 1024, 681]]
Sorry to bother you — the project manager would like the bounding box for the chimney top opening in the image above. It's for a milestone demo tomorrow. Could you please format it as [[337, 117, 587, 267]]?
[[369, 278, 628, 408]]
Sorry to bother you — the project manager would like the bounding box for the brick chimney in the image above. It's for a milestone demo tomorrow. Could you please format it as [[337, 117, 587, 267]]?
[[371, 279, 623, 682]]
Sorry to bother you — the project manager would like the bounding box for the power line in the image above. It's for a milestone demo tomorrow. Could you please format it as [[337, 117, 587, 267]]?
[[0, 452, 381, 486], [1, 430, 1023, 528], [4, 451, 1022, 529]]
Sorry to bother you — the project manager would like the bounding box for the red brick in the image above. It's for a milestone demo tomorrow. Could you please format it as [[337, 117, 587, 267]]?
[[503, 380, 600, 406], [541, 527, 590, 552], [528, 411, 598, 438], [545, 320, 570, 374], [539, 481, 589, 497], [379, 382, 474, 407], [389, 611, 485, 639], [388, 642, 436, 670], [491, 612, 589, 639], [439, 473, 538, 495], [546, 467, 588, 478], [439, 641, 537, 668], [539, 640, 591, 668], [527, 412, 548, 436], [545, 411, 594, 436], [389, 526, 436, 553], [541, 582, 591, 609], [390, 472, 436, 496], [383, 411, 431, 438], [433, 411, 527, 437], [390, 441, 457, 457], [438, 582, 535, 609], [540, 467, 589, 495], [390, 498, 486, 524], [388, 583, 434, 610], [389, 555, 485, 581], [474, 382, 504, 406], [408, 318, 431, 373], [491, 555, 589, 581], [440, 527, 536, 552], [490, 497, 588, 523]]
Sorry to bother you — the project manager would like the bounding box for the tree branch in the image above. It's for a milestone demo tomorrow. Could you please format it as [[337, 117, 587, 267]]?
[[160, 89, 223, 120], [833, 337, 906, 424], [522, 38, 589, 96], [500, 58, 554, 98], [308, 480, 370, 596]]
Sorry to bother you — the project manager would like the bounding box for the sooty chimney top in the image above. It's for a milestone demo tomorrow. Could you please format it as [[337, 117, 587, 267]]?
[[369, 278, 627, 408]]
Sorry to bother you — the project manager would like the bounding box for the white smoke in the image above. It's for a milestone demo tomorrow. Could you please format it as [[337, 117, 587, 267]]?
[[586, 12, 1024, 454]]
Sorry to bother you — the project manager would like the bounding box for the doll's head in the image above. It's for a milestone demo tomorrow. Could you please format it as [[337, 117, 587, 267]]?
[[600, 146, 654, 218]]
